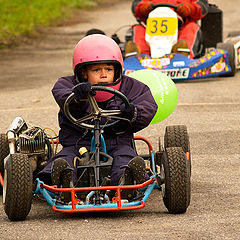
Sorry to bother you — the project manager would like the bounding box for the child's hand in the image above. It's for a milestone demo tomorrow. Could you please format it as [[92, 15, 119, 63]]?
[[120, 103, 136, 121], [72, 82, 96, 101]]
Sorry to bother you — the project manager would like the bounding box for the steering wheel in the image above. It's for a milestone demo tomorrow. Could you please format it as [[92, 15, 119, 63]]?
[[64, 85, 131, 131]]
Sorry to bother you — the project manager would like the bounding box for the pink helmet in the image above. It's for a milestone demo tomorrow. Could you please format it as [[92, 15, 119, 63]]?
[[73, 34, 123, 102], [73, 34, 123, 83]]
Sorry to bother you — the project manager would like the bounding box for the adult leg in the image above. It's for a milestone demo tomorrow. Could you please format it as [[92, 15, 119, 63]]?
[[132, 24, 151, 55], [178, 22, 203, 58]]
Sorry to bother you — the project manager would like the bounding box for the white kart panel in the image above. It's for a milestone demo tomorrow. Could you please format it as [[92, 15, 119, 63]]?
[[145, 7, 178, 58]]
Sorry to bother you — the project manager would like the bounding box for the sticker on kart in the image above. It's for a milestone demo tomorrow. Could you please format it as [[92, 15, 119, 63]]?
[[123, 49, 235, 80], [158, 68, 189, 79], [140, 57, 171, 68]]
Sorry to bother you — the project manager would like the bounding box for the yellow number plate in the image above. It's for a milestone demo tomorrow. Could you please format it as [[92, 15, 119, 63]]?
[[146, 17, 178, 36]]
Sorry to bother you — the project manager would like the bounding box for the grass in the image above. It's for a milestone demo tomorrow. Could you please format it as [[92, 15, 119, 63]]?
[[0, 0, 102, 48]]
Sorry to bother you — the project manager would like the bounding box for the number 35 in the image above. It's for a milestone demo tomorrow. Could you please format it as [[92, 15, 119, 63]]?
[[151, 20, 168, 34]]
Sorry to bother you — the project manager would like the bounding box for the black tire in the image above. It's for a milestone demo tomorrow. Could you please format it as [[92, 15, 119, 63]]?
[[3, 153, 33, 221], [164, 125, 191, 175], [161, 147, 191, 214], [227, 31, 240, 38], [0, 133, 9, 194], [216, 41, 236, 77], [164, 125, 190, 152]]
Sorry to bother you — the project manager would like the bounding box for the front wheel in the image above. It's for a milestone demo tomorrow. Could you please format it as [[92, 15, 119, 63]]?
[[0, 133, 9, 194], [3, 153, 33, 221], [161, 147, 191, 214], [216, 41, 236, 77]]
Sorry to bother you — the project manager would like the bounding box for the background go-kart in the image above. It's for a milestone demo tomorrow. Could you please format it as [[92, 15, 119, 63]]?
[[0, 0, 239, 239]]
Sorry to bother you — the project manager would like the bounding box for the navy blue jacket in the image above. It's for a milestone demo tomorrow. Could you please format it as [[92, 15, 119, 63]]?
[[52, 75, 158, 149]]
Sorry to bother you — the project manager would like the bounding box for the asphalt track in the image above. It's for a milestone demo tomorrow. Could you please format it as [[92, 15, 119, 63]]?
[[0, 0, 239, 239]]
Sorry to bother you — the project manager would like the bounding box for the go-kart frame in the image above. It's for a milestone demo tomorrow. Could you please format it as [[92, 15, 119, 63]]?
[[1, 86, 191, 221], [115, 3, 239, 80]]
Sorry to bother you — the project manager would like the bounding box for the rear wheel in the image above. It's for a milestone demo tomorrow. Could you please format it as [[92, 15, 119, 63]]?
[[3, 153, 33, 221], [164, 125, 190, 152], [0, 133, 9, 194], [216, 41, 236, 76], [161, 147, 191, 214], [164, 125, 191, 175]]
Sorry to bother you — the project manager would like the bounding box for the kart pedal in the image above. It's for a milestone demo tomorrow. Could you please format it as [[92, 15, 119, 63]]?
[[101, 176, 111, 186], [129, 191, 145, 202], [100, 176, 111, 197]]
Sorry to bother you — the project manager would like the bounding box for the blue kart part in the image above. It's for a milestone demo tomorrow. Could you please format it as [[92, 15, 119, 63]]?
[[34, 173, 159, 212], [123, 49, 232, 81], [33, 133, 161, 213], [91, 133, 107, 155]]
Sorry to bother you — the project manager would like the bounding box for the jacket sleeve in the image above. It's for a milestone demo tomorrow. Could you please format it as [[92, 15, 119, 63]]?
[[52, 76, 74, 111], [52, 76, 88, 116], [123, 76, 158, 133]]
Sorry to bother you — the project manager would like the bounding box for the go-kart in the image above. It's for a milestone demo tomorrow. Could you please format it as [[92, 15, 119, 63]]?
[[0, 86, 191, 221], [112, 3, 239, 80]]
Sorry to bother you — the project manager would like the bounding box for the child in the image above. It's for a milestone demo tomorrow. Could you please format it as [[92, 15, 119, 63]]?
[[38, 34, 158, 201]]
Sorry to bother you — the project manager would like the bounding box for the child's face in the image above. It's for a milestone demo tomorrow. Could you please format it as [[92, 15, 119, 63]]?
[[82, 63, 115, 85]]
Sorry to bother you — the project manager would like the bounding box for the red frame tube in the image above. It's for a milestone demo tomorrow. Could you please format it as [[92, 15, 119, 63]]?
[[134, 136, 153, 156], [0, 172, 3, 187], [41, 178, 155, 213]]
